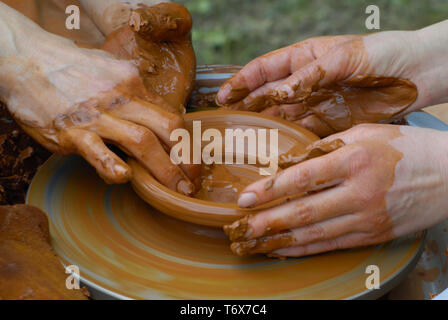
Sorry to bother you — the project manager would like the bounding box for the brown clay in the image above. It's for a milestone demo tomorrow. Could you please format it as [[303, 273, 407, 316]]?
[[102, 3, 196, 114], [0, 204, 89, 299], [231, 231, 296, 256], [219, 38, 418, 137], [130, 110, 319, 227], [279, 138, 346, 168]]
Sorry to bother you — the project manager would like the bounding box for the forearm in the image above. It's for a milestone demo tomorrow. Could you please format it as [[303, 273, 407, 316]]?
[[0, 2, 81, 74], [0, 2, 45, 57], [0, 3, 79, 101], [79, 0, 167, 36], [0, 2, 124, 127], [413, 20, 448, 107]]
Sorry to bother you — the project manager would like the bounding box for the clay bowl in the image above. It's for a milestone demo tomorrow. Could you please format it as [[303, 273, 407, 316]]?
[[130, 110, 319, 227]]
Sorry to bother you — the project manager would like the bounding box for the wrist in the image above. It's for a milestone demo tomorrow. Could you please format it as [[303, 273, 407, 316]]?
[[0, 3, 84, 86], [411, 21, 448, 107], [0, 3, 66, 74]]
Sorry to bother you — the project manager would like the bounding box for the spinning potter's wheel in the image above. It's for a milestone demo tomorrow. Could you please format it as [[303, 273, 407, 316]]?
[[26, 66, 424, 299], [27, 154, 423, 300]]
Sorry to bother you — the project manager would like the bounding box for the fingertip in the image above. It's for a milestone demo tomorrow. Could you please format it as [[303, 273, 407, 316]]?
[[272, 83, 295, 101], [237, 192, 258, 208], [94, 158, 132, 184], [217, 81, 251, 106], [109, 163, 132, 184], [177, 179, 195, 196], [216, 83, 232, 106], [180, 163, 201, 183], [68, 129, 132, 185]]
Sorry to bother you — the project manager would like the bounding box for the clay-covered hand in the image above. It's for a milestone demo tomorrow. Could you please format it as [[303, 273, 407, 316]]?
[[224, 124, 448, 256], [98, 2, 196, 114], [0, 10, 197, 194], [216, 22, 448, 137]]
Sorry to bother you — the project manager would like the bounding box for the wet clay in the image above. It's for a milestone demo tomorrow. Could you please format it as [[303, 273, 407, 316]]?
[[223, 214, 252, 241], [224, 73, 418, 136], [230, 231, 296, 256], [295, 75, 418, 133], [130, 110, 319, 227], [279, 138, 346, 168], [219, 36, 418, 137], [194, 164, 260, 203], [0, 205, 89, 299], [102, 3, 196, 114]]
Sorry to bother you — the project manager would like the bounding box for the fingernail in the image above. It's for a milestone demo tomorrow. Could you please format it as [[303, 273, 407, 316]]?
[[216, 84, 231, 105], [114, 164, 130, 177], [238, 192, 258, 208], [177, 180, 194, 196]]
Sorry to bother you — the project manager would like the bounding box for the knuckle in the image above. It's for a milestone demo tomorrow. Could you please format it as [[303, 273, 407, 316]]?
[[130, 126, 157, 146], [353, 186, 376, 206], [367, 212, 390, 231], [346, 145, 371, 173], [294, 202, 316, 226], [360, 231, 389, 246], [255, 59, 268, 83], [353, 123, 374, 131], [305, 224, 327, 242], [292, 166, 312, 190], [166, 114, 185, 132], [359, 210, 390, 235], [350, 123, 381, 136], [65, 130, 92, 153]]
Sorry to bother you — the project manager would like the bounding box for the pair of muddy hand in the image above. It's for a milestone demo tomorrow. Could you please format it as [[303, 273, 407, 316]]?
[[216, 35, 420, 138], [218, 28, 448, 257], [0, 2, 199, 195]]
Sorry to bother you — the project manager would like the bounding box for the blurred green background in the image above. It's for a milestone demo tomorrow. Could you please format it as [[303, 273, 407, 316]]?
[[177, 0, 448, 65]]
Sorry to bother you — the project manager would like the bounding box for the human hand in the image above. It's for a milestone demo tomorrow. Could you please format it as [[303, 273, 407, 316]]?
[[101, 2, 196, 114], [224, 124, 448, 257], [216, 23, 448, 137], [80, 1, 195, 114], [0, 11, 198, 194]]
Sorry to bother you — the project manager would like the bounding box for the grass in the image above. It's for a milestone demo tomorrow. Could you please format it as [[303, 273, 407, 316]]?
[[178, 0, 448, 65]]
